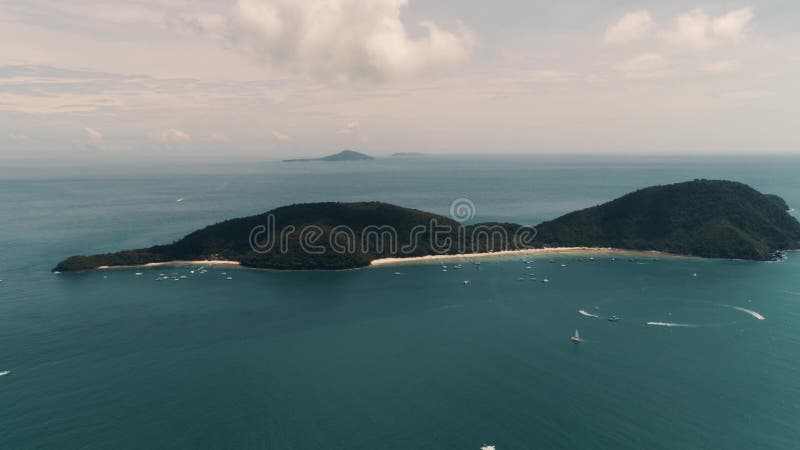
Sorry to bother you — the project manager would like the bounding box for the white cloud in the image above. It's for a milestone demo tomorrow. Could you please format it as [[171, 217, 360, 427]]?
[[604, 11, 654, 44], [702, 60, 740, 73], [152, 128, 191, 143], [722, 90, 776, 99], [84, 127, 103, 145], [615, 53, 668, 79], [272, 130, 290, 141], [228, 0, 475, 82], [712, 7, 754, 41], [168, 12, 228, 38], [661, 7, 753, 50], [336, 121, 360, 135], [8, 132, 31, 142]]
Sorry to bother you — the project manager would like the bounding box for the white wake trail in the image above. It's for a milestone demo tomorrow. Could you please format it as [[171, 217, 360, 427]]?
[[646, 322, 698, 328], [725, 305, 765, 321]]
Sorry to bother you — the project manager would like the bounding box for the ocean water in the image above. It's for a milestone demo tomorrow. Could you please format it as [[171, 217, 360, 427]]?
[[1, 155, 799, 449]]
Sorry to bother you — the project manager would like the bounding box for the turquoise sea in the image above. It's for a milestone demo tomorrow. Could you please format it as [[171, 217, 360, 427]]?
[[1, 155, 800, 449]]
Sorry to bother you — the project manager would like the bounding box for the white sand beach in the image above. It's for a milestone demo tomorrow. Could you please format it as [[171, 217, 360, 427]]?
[[370, 247, 672, 266], [97, 260, 241, 270]]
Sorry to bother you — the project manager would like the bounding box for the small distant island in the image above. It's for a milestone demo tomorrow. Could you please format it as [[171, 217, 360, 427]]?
[[392, 152, 425, 157], [54, 180, 800, 272], [283, 150, 373, 163]]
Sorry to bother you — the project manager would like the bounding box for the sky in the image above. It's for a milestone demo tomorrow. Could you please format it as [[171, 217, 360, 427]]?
[[1, 0, 798, 160]]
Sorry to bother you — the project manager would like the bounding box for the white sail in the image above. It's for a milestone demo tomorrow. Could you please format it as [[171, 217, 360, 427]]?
[[574, 329, 580, 339]]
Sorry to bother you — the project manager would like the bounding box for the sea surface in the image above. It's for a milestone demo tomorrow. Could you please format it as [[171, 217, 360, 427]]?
[[1, 154, 799, 449]]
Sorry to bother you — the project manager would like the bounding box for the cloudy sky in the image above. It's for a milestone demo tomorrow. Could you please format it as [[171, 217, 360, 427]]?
[[1, 0, 798, 160]]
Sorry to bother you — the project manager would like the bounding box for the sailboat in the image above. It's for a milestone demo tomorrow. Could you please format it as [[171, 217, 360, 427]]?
[[571, 329, 582, 343]]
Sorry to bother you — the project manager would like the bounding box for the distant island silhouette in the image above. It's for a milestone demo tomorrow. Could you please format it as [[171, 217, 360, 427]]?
[[54, 180, 800, 272], [283, 150, 373, 162]]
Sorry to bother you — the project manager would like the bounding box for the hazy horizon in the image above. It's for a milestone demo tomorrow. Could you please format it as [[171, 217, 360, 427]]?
[[2, 0, 799, 160]]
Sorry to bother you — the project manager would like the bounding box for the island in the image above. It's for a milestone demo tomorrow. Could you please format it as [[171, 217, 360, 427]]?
[[283, 150, 373, 162], [54, 180, 800, 272]]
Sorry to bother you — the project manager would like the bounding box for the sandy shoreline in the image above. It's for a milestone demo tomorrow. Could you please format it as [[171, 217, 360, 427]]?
[[370, 247, 674, 266], [86, 248, 676, 272], [96, 260, 241, 270]]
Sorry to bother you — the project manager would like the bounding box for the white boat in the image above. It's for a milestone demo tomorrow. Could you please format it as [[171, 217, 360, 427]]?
[[542, 277, 549, 283], [0, 370, 10, 377], [463, 280, 470, 285], [571, 329, 582, 343]]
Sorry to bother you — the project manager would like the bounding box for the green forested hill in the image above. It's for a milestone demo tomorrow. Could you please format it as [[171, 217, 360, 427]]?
[[54, 180, 800, 271]]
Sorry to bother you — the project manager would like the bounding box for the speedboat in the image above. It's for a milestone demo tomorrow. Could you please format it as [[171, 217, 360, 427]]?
[[608, 315, 620, 322]]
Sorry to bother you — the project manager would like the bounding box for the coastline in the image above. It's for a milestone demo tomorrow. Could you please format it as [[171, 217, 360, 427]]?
[[78, 247, 680, 270], [370, 247, 676, 267], [96, 260, 241, 270], [64, 248, 689, 273]]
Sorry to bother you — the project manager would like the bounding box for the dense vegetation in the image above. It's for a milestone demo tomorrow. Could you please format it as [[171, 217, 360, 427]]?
[[283, 150, 373, 162], [536, 180, 800, 260], [54, 180, 800, 272]]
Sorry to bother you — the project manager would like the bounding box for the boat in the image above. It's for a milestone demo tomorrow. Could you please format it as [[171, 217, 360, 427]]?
[[608, 315, 620, 322], [463, 280, 470, 285], [542, 277, 549, 283], [0, 370, 10, 377], [571, 329, 582, 343]]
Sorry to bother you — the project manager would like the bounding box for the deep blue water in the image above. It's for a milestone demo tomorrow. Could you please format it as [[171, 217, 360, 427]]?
[[1, 155, 799, 449]]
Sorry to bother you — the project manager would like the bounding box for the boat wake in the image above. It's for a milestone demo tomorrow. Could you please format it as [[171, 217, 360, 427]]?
[[646, 322, 698, 328], [725, 305, 765, 321], [578, 309, 600, 318]]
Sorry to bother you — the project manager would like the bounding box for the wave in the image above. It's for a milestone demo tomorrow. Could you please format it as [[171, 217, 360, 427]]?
[[578, 309, 600, 318], [725, 305, 765, 321], [646, 322, 698, 328]]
